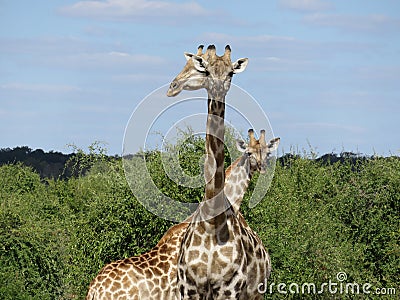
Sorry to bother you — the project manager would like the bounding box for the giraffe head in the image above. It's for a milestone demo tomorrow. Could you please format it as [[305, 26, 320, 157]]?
[[167, 44, 248, 97], [237, 129, 280, 174]]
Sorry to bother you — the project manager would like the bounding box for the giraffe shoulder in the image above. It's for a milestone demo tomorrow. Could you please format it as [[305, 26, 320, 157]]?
[[155, 216, 192, 247]]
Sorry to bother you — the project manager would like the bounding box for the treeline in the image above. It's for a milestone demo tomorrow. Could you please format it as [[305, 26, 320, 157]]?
[[0, 146, 73, 179], [0, 146, 121, 179], [0, 146, 384, 180]]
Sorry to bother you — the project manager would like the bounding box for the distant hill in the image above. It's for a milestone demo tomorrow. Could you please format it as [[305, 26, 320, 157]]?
[[0, 146, 74, 179]]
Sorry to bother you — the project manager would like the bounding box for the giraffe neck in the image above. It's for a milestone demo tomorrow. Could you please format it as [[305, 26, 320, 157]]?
[[224, 154, 253, 214], [198, 93, 230, 223]]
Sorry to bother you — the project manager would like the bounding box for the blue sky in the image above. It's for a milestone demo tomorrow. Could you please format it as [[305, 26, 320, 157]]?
[[1, 0, 399, 156]]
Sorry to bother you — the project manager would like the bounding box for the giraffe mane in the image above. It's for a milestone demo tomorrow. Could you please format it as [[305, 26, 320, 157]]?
[[224, 157, 241, 179]]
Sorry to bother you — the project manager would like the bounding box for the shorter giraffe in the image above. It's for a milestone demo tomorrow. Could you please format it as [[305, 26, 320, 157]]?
[[86, 45, 208, 299], [85, 218, 189, 300], [226, 130, 280, 299], [85, 130, 280, 300], [177, 130, 279, 299]]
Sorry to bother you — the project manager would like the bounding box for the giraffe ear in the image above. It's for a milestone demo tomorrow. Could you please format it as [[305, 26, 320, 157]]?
[[232, 58, 248, 74], [191, 55, 208, 72], [267, 137, 280, 152], [184, 52, 194, 61], [236, 140, 247, 152]]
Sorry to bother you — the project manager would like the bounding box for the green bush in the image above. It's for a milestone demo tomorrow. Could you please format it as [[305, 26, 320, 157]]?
[[0, 144, 398, 299], [243, 155, 399, 299], [0, 164, 68, 299]]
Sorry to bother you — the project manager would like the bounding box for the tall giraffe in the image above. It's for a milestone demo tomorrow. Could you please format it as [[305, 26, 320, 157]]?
[[85, 129, 279, 300], [169, 45, 265, 299]]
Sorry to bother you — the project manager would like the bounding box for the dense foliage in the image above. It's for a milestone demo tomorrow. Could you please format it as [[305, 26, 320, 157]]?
[[0, 140, 398, 299]]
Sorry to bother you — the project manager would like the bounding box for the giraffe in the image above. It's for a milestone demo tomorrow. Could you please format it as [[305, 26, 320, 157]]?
[[85, 45, 239, 300], [168, 44, 266, 299], [85, 45, 209, 300], [224, 129, 280, 299], [85, 218, 189, 300], [85, 45, 275, 299], [84, 129, 279, 300]]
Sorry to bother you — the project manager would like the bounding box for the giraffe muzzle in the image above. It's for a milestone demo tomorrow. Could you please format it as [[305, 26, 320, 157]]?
[[167, 80, 181, 97]]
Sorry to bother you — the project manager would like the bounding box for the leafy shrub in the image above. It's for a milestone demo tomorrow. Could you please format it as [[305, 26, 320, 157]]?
[[0, 144, 399, 299], [0, 164, 68, 299]]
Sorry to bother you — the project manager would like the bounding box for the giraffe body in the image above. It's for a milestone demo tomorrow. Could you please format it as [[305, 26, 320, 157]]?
[[85, 222, 188, 300]]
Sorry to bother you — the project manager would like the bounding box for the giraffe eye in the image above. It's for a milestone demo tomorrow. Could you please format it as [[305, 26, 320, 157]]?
[[170, 81, 179, 89]]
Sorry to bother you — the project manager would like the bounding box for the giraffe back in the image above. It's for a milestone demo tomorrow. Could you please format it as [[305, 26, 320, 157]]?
[[85, 221, 189, 300]]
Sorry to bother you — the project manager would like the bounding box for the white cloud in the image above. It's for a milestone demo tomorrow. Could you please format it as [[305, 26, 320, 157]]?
[[252, 56, 315, 72], [289, 122, 365, 134], [111, 73, 170, 84], [83, 25, 122, 37], [279, 0, 333, 12], [0, 83, 81, 93], [199, 32, 296, 45], [196, 33, 298, 57], [58, 51, 166, 69], [0, 36, 97, 56], [304, 13, 400, 33], [356, 65, 400, 80], [193, 33, 324, 74], [59, 0, 213, 22], [0, 37, 166, 71], [196, 33, 321, 64]]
